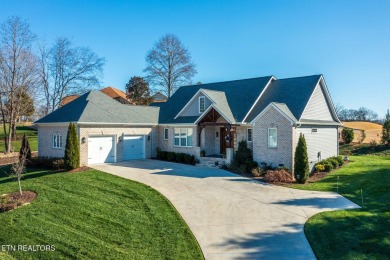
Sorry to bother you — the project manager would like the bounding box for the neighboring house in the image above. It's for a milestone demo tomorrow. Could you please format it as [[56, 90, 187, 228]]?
[[59, 95, 79, 107], [101, 86, 132, 104], [151, 92, 168, 103], [35, 74, 341, 171]]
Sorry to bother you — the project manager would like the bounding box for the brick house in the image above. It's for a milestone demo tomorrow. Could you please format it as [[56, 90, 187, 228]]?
[[35, 74, 341, 171]]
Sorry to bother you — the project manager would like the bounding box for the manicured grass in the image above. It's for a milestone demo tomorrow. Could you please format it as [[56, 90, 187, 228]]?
[[290, 155, 390, 259], [0, 167, 203, 259], [0, 124, 38, 152]]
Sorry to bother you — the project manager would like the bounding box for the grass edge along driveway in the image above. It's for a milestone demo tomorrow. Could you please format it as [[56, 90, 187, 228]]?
[[0, 167, 203, 259], [290, 155, 390, 259]]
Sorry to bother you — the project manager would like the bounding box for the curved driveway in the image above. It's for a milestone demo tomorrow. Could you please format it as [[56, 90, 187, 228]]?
[[92, 160, 359, 260]]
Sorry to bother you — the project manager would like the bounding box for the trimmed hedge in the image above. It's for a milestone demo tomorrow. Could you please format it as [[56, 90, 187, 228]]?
[[27, 157, 65, 170], [315, 155, 344, 173], [156, 148, 196, 165]]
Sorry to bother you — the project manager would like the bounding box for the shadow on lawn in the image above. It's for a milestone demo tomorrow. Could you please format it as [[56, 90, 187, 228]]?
[[0, 168, 56, 185]]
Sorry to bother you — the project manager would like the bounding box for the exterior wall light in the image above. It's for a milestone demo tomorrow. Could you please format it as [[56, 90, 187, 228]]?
[[81, 137, 86, 144]]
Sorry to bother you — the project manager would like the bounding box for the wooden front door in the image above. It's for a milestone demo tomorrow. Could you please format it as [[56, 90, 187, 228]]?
[[220, 127, 234, 154]]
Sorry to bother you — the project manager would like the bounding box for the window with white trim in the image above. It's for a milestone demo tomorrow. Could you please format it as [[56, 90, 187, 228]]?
[[247, 128, 253, 142], [199, 96, 205, 113], [164, 128, 169, 140], [174, 128, 193, 147], [53, 134, 63, 148], [268, 128, 277, 148]]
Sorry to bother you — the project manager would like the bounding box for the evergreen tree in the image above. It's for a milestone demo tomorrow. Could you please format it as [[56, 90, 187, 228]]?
[[19, 134, 32, 161], [341, 128, 354, 144], [64, 123, 80, 170], [294, 133, 309, 184], [381, 109, 390, 146]]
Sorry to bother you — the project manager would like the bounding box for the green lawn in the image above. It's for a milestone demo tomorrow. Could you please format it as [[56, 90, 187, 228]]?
[[0, 167, 203, 259], [290, 155, 390, 259], [0, 124, 38, 153]]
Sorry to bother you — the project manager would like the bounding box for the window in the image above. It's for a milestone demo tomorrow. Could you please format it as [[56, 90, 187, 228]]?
[[268, 128, 277, 148], [247, 128, 253, 142], [164, 128, 169, 140], [174, 128, 193, 147], [199, 96, 205, 113], [53, 134, 62, 148]]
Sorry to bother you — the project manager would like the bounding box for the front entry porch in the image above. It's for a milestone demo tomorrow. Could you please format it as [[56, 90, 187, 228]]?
[[195, 107, 237, 166]]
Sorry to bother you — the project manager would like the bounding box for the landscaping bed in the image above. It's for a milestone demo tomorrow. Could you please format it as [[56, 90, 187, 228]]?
[[0, 191, 37, 212]]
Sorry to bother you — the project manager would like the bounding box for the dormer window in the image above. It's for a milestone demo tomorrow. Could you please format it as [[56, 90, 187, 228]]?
[[199, 96, 205, 113]]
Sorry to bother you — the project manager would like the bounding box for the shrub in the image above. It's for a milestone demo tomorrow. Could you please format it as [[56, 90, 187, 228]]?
[[167, 152, 176, 162], [315, 164, 325, 172], [294, 133, 309, 184], [264, 169, 293, 183], [159, 151, 168, 160], [323, 163, 333, 172], [28, 157, 65, 170], [251, 167, 263, 177], [64, 123, 80, 170], [156, 147, 162, 159], [335, 156, 344, 166], [381, 109, 390, 145], [176, 153, 184, 163], [327, 158, 339, 169], [233, 140, 257, 173], [19, 134, 32, 161], [342, 128, 354, 144]]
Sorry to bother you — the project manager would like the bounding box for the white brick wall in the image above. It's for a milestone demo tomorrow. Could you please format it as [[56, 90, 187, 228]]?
[[38, 125, 68, 158], [38, 124, 154, 166], [252, 107, 293, 170]]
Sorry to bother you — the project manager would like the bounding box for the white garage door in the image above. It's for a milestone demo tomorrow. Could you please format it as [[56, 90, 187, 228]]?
[[123, 136, 145, 160], [88, 136, 115, 164]]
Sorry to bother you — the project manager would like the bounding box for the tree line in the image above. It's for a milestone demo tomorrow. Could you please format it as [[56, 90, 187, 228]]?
[[336, 105, 379, 122], [0, 16, 105, 153]]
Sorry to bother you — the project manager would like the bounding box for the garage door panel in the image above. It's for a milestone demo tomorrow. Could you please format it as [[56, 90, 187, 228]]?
[[124, 136, 145, 160], [88, 136, 115, 164]]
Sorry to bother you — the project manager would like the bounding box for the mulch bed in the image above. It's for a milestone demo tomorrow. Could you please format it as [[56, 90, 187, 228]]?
[[0, 191, 37, 213], [0, 152, 38, 166], [68, 166, 91, 173]]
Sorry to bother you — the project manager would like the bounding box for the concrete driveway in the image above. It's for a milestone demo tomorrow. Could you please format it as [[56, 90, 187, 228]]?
[[92, 160, 359, 260]]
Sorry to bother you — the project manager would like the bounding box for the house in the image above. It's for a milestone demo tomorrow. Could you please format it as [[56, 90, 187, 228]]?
[[151, 92, 168, 103], [35, 74, 341, 171], [100, 86, 132, 104], [59, 95, 79, 107]]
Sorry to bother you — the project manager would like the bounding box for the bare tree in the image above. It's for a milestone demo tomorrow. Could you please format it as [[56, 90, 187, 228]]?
[[38, 37, 105, 114], [144, 34, 197, 97], [0, 16, 38, 153]]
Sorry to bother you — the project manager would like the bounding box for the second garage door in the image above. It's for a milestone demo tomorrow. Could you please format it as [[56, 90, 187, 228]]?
[[123, 136, 145, 160]]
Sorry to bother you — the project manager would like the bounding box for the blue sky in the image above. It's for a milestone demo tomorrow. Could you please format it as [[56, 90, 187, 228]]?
[[2, 0, 389, 117]]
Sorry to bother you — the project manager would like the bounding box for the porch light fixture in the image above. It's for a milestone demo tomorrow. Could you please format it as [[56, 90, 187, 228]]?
[[81, 137, 86, 144], [216, 132, 219, 138], [119, 133, 124, 142], [148, 135, 150, 141]]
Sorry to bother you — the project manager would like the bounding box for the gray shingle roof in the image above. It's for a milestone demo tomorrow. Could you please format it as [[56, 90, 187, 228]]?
[[35, 90, 159, 124], [271, 102, 298, 122], [201, 89, 235, 123], [151, 76, 273, 124], [245, 75, 322, 122]]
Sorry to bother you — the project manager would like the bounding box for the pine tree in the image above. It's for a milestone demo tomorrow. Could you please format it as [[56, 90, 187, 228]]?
[[381, 109, 390, 146], [64, 123, 80, 170], [19, 134, 32, 161], [294, 133, 309, 184]]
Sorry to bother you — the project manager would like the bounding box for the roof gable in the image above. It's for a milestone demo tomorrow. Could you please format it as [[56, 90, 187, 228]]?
[[245, 75, 322, 122], [155, 76, 273, 124], [300, 81, 334, 121]]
